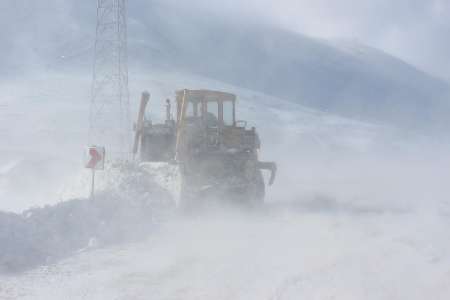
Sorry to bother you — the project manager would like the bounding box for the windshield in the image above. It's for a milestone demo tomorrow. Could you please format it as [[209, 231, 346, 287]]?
[[223, 101, 234, 126], [206, 101, 219, 127]]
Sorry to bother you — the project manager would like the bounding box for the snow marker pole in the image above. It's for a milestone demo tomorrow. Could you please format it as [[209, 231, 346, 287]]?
[[90, 168, 96, 200]]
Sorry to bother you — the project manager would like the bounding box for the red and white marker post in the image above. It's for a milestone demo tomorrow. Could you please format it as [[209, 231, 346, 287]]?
[[85, 146, 105, 199]]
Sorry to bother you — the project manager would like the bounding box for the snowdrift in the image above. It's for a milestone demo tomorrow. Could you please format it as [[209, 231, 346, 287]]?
[[0, 164, 173, 274]]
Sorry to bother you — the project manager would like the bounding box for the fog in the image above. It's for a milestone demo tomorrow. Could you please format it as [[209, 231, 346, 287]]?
[[1, 1, 450, 299], [171, 0, 450, 81], [3, 1, 450, 80]]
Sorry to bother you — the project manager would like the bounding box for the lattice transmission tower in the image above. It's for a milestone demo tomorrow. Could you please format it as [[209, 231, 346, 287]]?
[[89, 0, 131, 159]]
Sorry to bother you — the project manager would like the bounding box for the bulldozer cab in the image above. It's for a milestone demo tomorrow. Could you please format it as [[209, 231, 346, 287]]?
[[175, 89, 264, 156], [176, 90, 236, 129]]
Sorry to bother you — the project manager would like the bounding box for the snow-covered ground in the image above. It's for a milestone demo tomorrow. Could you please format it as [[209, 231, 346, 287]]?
[[1, 208, 450, 300], [1, 71, 450, 299]]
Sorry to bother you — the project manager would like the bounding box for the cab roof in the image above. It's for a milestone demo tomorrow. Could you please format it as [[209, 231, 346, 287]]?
[[176, 89, 236, 102]]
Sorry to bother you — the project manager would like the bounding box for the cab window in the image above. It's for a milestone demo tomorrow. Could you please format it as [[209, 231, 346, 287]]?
[[223, 101, 234, 126], [185, 102, 195, 117], [206, 102, 219, 127]]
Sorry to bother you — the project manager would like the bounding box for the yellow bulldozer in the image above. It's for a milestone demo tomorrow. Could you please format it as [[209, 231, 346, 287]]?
[[133, 89, 276, 208]]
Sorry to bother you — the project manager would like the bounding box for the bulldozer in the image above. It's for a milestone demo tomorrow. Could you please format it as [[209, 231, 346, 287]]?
[[133, 89, 276, 208]]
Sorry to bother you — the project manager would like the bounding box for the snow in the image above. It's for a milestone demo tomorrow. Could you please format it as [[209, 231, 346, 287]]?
[[1, 209, 450, 300], [2, 0, 450, 297], [0, 69, 385, 212], [1, 69, 450, 299]]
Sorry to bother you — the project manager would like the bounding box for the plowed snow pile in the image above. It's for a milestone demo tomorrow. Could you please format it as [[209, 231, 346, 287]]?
[[0, 163, 173, 273]]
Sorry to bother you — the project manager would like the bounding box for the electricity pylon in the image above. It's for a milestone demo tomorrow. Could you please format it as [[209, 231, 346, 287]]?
[[89, 0, 131, 159]]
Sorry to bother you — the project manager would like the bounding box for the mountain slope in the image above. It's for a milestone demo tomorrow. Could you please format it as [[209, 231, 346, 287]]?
[[1, 1, 449, 131], [126, 3, 450, 131]]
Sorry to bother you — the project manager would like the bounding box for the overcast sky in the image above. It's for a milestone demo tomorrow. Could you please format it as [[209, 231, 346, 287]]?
[[180, 0, 450, 81]]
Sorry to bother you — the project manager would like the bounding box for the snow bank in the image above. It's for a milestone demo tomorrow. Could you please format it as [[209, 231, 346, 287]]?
[[0, 163, 173, 274]]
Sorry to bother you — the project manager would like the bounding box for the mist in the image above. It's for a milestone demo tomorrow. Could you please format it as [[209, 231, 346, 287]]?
[[1, 1, 450, 299]]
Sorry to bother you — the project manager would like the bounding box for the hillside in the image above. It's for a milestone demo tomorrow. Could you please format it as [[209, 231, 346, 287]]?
[[1, 1, 449, 131]]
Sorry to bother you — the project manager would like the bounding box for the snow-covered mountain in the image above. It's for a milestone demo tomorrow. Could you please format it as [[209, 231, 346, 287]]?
[[127, 12, 450, 131], [1, 0, 450, 131]]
